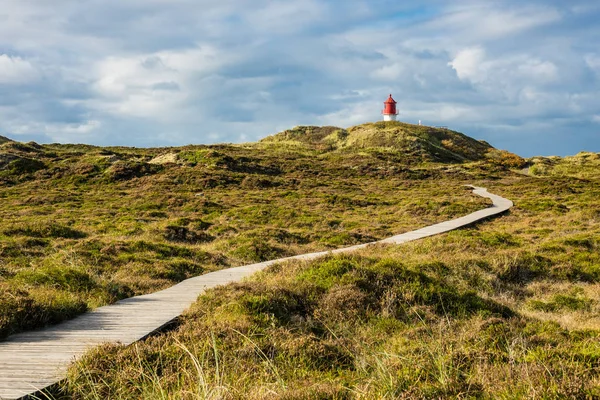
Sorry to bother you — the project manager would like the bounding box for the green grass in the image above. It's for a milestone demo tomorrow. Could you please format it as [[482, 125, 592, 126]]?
[[259, 122, 502, 164], [0, 124, 493, 339], [2, 124, 599, 398], [529, 152, 600, 179], [55, 153, 600, 399], [58, 245, 600, 398]]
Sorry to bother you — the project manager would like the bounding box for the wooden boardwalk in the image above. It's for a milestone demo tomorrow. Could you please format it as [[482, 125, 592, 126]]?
[[0, 186, 512, 399]]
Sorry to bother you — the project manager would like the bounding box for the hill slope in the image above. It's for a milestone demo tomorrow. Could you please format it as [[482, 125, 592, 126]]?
[[528, 152, 600, 179], [0, 125, 598, 398], [62, 152, 600, 399], [261, 121, 496, 163], [0, 135, 12, 145], [0, 125, 498, 339]]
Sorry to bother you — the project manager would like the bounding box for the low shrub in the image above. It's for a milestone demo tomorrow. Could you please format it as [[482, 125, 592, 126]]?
[[4, 222, 86, 239], [495, 252, 552, 283], [105, 161, 162, 181], [14, 265, 97, 292]]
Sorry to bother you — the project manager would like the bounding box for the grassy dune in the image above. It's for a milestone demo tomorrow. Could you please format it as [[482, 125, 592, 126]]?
[[56, 170, 600, 399], [3, 123, 598, 398], [0, 124, 495, 339]]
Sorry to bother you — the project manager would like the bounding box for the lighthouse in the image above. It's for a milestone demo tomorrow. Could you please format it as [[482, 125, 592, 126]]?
[[382, 94, 398, 121]]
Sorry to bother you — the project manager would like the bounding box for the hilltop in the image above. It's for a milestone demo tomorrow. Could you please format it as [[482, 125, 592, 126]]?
[[261, 121, 497, 163], [0, 135, 12, 145]]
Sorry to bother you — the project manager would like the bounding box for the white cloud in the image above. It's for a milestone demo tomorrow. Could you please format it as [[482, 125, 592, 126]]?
[[0, 54, 39, 84], [9, 120, 100, 134], [371, 63, 404, 81], [89, 46, 236, 119], [448, 47, 487, 83], [316, 100, 375, 127], [519, 86, 544, 103], [244, 0, 327, 34], [6, 120, 101, 143], [430, 5, 561, 41], [585, 54, 600, 72], [517, 59, 558, 82], [449, 47, 559, 91], [438, 104, 472, 121]]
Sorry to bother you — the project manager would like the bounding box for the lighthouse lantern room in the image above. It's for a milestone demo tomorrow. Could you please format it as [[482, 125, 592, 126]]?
[[382, 94, 398, 121]]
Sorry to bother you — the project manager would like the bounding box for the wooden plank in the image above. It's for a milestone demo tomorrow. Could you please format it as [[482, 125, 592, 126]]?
[[0, 186, 512, 400]]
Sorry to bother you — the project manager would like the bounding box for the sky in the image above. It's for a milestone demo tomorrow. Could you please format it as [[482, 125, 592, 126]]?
[[0, 1, 599, 157]]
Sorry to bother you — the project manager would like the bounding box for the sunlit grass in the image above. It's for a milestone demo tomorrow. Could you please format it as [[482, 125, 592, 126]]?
[[2, 125, 599, 398], [0, 125, 492, 338]]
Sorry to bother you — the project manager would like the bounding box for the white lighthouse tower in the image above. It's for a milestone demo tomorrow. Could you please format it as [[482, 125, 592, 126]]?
[[382, 94, 398, 121]]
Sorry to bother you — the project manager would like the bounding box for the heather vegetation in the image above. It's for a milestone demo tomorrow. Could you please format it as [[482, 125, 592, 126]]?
[[528, 151, 600, 180], [0, 123, 494, 339], [56, 168, 600, 399], [2, 122, 599, 398], [259, 122, 496, 163]]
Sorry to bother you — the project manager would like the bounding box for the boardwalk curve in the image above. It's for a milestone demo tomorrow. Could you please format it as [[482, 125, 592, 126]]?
[[0, 186, 512, 399]]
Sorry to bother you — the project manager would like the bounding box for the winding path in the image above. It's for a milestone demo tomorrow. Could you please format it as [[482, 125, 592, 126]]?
[[0, 186, 512, 399]]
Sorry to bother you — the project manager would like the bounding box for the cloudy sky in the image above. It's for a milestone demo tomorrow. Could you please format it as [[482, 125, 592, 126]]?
[[0, 1, 599, 156]]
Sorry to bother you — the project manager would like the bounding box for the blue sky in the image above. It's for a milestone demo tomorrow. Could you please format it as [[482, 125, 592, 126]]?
[[0, 1, 599, 156]]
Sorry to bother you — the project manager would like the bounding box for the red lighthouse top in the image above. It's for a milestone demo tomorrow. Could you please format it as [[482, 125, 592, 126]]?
[[382, 94, 398, 115]]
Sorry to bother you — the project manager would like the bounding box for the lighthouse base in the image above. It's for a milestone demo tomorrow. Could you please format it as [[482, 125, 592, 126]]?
[[383, 114, 397, 121]]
